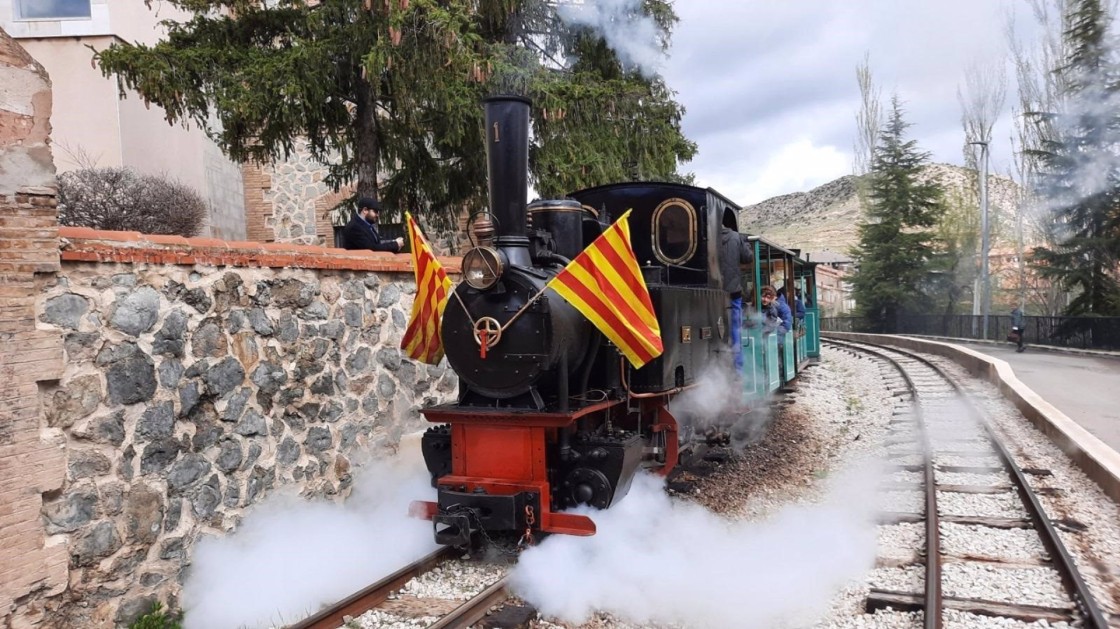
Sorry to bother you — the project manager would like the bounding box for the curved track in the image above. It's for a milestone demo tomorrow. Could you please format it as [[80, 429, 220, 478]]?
[[824, 338, 1110, 628]]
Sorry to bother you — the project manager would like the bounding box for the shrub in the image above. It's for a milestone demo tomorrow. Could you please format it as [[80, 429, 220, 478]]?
[[58, 167, 207, 237], [128, 602, 182, 629]]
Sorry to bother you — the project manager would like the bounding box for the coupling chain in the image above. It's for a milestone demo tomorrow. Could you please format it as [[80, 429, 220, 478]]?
[[518, 505, 536, 549]]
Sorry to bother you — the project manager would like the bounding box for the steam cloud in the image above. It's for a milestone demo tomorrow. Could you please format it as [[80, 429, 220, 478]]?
[[511, 466, 879, 628], [1034, 64, 1120, 223], [557, 0, 666, 78], [669, 362, 775, 450], [180, 452, 438, 629]]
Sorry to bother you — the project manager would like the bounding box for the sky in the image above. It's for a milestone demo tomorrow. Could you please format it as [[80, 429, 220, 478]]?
[[660, 0, 1044, 205]]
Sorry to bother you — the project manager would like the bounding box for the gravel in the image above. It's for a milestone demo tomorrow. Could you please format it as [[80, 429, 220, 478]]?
[[888, 471, 923, 485], [878, 491, 925, 515], [398, 560, 506, 600], [935, 455, 1002, 468], [942, 563, 1069, 608], [936, 472, 1009, 488], [937, 491, 1029, 519], [936, 439, 995, 453], [942, 610, 1071, 628], [939, 523, 1047, 561], [346, 610, 439, 629], [877, 523, 925, 562], [867, 565, 924, 592]]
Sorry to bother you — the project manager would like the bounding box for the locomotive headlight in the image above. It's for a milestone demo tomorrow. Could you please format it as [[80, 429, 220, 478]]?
[[462, 246, 503, 290]]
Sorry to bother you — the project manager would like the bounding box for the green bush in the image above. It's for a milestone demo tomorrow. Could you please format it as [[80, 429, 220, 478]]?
[[128, 602, 182, 629]]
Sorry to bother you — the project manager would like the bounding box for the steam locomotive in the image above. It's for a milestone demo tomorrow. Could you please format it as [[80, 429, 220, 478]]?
[[410, 96, 820, 547]]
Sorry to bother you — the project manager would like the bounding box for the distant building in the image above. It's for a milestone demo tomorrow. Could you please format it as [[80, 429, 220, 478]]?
[[0, 0, 248, 239], [806, 249, 854, 271], [814, 264, 853, 316]]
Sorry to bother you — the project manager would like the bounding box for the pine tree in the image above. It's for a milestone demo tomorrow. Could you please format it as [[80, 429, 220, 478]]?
[[93, 0, 696, 231], [850, 97, 946, 332], [1029, 0, 1120, 318]]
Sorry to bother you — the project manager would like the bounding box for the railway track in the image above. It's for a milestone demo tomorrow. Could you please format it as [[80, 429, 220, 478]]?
[[823, 338, 1112, 628], [286, 546, 515, 629]]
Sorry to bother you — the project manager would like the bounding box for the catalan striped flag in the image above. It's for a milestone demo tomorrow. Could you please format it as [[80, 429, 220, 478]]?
[[400, 212, 452, 364], [547, 209, 663, 368]]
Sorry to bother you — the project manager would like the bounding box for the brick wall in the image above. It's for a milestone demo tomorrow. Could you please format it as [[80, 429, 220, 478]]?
[[241, 162, 273, 243], [0, 28, 69, 626]]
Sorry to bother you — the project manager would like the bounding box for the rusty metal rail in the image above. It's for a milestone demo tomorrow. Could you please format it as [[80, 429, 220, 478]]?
[[825, 339, 942, 629]]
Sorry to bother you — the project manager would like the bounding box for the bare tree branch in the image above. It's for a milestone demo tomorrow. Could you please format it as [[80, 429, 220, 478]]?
[[853, 52, 882, 176]]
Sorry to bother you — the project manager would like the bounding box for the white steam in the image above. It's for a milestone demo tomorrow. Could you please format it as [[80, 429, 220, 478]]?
[[557, 0, 665, 78], [669, 364, 774, 450], [511, 466, 880, 628], [1036, 64, 1120, 220], [180, 452, 438, 629]]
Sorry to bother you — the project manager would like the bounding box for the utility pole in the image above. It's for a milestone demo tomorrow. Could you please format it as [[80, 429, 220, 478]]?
[[1016, 197, 1026, 312], [970, 141, 991, 340]]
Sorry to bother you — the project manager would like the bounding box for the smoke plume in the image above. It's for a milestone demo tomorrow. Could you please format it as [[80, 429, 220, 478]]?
[[557, 0, 666, 78], [511, 465, 880, 628], [669, 360, 776, 451], [180, 451, 437, 629]]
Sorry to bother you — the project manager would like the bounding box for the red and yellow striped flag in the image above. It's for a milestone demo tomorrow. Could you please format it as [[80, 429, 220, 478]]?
[[400, 212, 452, 364], [547, 209, 663, 368]]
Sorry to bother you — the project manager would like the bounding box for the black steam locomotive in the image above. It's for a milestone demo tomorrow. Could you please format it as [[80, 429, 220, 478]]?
[[411, 96, 752, 547]]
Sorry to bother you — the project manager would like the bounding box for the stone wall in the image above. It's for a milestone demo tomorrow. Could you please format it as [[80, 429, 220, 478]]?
[[242, 141, 351, 246], [0, 28, 71, 628], [20, 229, 462, 627]]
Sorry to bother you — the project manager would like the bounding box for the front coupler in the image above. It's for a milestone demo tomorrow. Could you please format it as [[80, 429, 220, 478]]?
[[431, 488, 540, 546]]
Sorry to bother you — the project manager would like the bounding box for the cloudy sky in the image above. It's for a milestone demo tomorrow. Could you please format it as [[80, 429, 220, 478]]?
[[660, 1, 1043, 205]]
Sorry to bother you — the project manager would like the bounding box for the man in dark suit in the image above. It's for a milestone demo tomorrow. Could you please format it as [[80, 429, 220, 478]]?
[[342, 197, 404, 252]]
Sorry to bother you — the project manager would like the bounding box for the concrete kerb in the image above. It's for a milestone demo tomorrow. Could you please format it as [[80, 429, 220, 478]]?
[[825, 332, 1120, 505], [901, 333, 1120, 361]]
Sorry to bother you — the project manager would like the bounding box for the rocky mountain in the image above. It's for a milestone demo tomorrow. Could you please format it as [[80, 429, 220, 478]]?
[[738, 163, 1022, 261]]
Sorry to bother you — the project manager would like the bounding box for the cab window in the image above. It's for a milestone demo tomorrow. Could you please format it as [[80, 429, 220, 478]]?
[[652, 198, 696, 265]]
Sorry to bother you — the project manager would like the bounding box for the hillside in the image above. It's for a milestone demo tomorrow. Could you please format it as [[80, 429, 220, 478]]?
[[738, 164, 1021, 261]]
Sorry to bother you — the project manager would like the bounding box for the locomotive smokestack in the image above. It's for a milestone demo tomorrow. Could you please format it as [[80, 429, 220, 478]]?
[[484, 95, 531, 266]]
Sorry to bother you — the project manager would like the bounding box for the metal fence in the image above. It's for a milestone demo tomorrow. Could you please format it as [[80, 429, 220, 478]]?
[[821, 314, 1120, 350]]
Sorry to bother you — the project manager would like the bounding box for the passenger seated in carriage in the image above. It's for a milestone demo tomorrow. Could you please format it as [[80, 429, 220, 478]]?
[[761, 285, 791, 338]]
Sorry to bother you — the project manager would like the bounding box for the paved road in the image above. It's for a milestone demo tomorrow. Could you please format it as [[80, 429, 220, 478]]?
[[954, 342, 1120, 455]]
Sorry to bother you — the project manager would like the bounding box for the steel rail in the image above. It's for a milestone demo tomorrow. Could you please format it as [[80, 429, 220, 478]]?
[[823, 339, 942, 629], [826, 339, 1110, 628], [288, 546, 458, 629]]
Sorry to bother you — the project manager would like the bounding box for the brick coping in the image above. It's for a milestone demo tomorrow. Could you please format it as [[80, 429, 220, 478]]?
[[57, 226, 462, 274]]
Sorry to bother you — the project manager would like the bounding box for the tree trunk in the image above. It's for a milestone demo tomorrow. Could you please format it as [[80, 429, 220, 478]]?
[[354, 76, 379, 202]]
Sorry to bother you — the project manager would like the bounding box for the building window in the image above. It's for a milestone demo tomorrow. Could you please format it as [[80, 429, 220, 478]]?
[[15, 0, 92, 20]]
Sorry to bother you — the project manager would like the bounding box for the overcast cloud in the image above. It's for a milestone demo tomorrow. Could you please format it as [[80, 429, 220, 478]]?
[[662, 1, 1042, 205]]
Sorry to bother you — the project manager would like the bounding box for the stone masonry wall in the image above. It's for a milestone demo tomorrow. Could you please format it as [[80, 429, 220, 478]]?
[[242, 141, 352, 246], [0, 28, 70, 629], [20, 229, 462, 627]]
